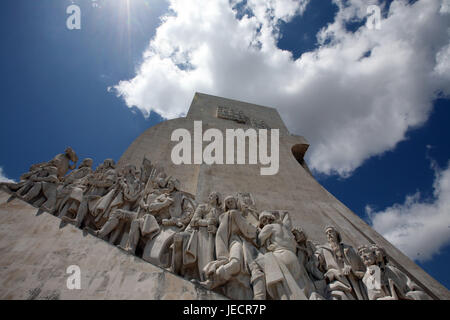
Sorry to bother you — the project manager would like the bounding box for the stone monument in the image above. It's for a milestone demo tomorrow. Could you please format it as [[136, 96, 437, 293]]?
[[0, 92, 448, 300]]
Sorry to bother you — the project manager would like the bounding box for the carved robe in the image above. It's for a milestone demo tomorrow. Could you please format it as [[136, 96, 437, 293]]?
[[380, 264, 431, 300], [259, 222, 315, 300], [204, 209, 258, 300], [188, 203, 220, 281], [316, 243, 367, 300]]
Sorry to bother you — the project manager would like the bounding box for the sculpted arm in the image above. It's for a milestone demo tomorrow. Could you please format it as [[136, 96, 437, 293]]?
[[191, 205, 208, 227], [258, 225, 274, 248], [94, 175, 116, 188], [148, 195, 174, 213], [33, 172, 59, 184], [315, 248, 326, 273], [280, 212, 293, 232]]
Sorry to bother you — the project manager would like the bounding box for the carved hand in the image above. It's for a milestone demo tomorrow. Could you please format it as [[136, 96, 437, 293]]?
[[176, 221, 184, 228], [139, 198, 147, 209], [325, 269, 338, 281], [162, 219, 174, 226], [207, 225, 217, 234], [343, 265, 352, 276]]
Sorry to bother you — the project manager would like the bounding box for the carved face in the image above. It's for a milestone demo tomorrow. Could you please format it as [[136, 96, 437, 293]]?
[[241, 196, 252, 206], [260, 216, 273, 227], [225, 197, 236, 210], [373, 246, 386, 264], [208, 192, 219, 206], [80, 158, 93, 169], [293, 229, 306, 243], [360, 249, 376, 267], [65, 147, 78, 163], [326, 227, 339, 243], [156, 173, 167, 188], [103, 159, 115, 169], [259, 211, 275, 227], [166, 180, 175, 191], [124, 165, 136, 177]]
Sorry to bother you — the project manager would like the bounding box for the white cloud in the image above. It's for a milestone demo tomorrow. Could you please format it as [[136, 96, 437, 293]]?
[[0, 167, 14, 183], [368, 160, 450, 262], [113, 0, 450, 176]]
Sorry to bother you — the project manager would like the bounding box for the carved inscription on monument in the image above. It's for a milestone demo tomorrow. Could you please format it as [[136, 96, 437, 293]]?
[[217, 106, 270, 129]]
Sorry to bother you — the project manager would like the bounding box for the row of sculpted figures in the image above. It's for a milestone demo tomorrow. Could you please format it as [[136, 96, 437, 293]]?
[[0, 147, 432, 300]]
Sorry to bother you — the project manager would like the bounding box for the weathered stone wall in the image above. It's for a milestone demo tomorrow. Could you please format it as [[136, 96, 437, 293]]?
[[0, 189, 225, 300]]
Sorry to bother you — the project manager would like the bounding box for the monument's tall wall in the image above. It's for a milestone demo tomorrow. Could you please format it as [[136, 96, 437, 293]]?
[[118, 92, 450, 299]]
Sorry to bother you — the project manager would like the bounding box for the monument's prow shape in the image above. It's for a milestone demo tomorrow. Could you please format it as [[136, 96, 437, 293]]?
[[0, 188, 225, 300], [1, 92, 448, 300], [118, 92, 450, 299]]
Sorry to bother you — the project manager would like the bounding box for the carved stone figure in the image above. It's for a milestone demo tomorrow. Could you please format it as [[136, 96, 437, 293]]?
[[111, 170, 172, 256], [236, 192, 259, 227], [292, 227, 327, 298], [258, 211, 318, 300], [17, 164, 60, 212], [4, 147, 77, 205], [202, 196, 257, 300], [56, 158, 93, 219], [315, 226, 367, 300], [187, 192, 222, 281], [359, 244, 431, 300], [142, 177, 198, 267], [62, 159, 117, 228], [121, 189, 194, 257], [85, 165, 143, 244], [139, 156, 154, 185], [30, 147, 78, 179], [3, 149, 437, 301]]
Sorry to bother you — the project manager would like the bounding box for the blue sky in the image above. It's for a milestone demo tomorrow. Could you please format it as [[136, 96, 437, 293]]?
[[1, 0, 449, 289]]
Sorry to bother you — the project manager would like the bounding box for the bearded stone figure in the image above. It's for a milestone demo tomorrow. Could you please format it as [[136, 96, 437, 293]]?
[[315, 226, 367, 300]]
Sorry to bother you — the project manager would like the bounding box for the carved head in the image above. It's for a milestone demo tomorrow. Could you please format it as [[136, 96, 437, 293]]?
[[292, 227, 307, 244], [259, 211, 276, 228], [123, 164, 136, 177], [358, 245, 376, 267], [155, 172, 168, 188], [208, 191, 221, 207], [65, 147, 78, 163], [371, 244, 388, 265], [325, 226, 341, 244], [166, 178, 180, 192], [142, 156, 152, 168], [223, 196, 237, 211], [103, 159, 116, 169], [79, 158, 93, 169]]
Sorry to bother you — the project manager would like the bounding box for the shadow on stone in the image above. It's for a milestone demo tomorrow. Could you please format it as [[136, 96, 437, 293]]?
[[82, 228, 90, 237], [35, 208, 45, 216], [59, 220, 68, 229], [7, 195, 16, 203]]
